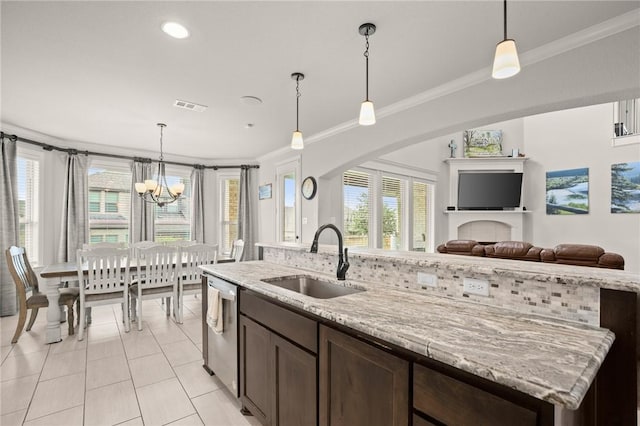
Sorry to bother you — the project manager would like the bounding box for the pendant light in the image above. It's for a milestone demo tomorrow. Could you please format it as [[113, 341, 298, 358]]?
[[134, 123, 184, 207], [492, 0, 520, 79], [358, 23, 376, 126], [291, 72, 305, 150]]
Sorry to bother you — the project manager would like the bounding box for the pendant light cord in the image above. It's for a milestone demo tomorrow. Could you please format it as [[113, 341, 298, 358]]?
[[364, 30, 370, 101], [295, 77, 301, 132], [158, 123, 165, 161], [503, 0, 508, 40]]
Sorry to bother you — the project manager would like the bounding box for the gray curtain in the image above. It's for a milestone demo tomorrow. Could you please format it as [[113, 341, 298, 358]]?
[[191, 166, 205, 243], [130, 160, 154, 243], [0, 136, 19, 315], [238, 166, 257, 261], [57, 152, 89, 262]]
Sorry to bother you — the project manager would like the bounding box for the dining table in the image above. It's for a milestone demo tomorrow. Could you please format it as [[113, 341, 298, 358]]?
[[39, 256, 235, 344]]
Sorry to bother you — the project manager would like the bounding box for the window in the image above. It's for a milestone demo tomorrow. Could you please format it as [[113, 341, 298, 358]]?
[[282, 172, 296, 242], [88, 163, 131, 245], [154, 167, 191, 243], [220, 175, 239, 255], [412, 181, 434, 252], [343, 170, 372, 248], [343, 168, 435, 252], [17, 153, 40, 264], [276, 159, 300, 243], [89, 191, 101, 212], [382, 176, 405, 250]]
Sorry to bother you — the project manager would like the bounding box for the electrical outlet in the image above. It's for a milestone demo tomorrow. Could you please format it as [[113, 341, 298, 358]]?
[[417, 272, 438, 287], [463, 277, 489, 296]]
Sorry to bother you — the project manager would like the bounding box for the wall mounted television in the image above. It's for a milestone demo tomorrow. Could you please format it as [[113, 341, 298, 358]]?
[[457, 172, 523, 210]]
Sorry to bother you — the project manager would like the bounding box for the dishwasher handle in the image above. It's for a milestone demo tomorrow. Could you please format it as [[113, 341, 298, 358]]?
[[207, 276, 237, 301]]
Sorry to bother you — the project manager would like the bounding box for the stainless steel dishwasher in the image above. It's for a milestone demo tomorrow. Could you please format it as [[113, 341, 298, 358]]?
[[203, 274, 239, 397]]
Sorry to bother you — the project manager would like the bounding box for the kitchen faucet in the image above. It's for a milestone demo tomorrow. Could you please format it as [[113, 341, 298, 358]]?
[[309, 224, 350, 280]]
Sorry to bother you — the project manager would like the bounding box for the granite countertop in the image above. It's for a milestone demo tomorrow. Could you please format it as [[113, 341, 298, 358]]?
[[257, 242, 640, 293], [200, 260, 614, 410]]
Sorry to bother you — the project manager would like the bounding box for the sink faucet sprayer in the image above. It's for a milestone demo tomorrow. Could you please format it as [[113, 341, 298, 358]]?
[[309, 224, 350, 280]]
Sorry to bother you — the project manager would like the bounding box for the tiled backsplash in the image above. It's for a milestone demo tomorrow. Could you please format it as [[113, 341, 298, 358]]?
[[260, 245, 601, 326]]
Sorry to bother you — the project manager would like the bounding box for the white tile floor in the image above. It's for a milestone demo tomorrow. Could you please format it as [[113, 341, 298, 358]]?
[[0, 297, 262, 426]]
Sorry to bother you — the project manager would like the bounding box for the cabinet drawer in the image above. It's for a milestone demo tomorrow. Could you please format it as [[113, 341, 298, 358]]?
[[412, 413, 438, 426], [413, 363, 537, 426], [240, 291, 317, 353]]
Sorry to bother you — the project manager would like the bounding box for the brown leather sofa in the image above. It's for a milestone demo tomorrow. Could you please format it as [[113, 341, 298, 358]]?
[[540, 244, 625, 269], [436, 240, 625, 270], [435, 240, 485, 256]]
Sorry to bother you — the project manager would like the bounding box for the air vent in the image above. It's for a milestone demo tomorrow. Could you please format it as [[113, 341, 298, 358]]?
[[173, 99, 208, 112]]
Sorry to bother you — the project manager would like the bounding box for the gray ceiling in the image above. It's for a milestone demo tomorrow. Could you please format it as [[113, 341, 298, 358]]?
[[2, 1, 639, 160]]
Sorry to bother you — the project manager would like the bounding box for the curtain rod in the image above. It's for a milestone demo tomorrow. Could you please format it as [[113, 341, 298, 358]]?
[[1, 131, 259, 170]]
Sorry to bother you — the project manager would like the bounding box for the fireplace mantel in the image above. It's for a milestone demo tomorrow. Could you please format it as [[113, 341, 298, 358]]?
[[444, 157, 529, 241]]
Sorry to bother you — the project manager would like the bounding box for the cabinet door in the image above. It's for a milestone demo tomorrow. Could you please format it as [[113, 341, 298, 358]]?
[[319, 325, 409, 426], [271, 333, 317, 426], [240, 315, 271, 425]]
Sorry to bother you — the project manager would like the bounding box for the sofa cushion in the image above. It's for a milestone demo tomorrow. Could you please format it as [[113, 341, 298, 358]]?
[[437, 240, 484, 256], [554, 244, 604, 262], [598, 252, 625, 270], [485, 241, 542, 261]]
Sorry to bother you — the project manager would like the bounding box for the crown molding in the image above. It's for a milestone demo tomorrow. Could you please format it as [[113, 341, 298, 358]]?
[[264, 9, 639, 158]]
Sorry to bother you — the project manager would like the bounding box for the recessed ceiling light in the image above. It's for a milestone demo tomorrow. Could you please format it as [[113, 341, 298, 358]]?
[[240, 96, 263, 106], [162, 22, 189, 39]]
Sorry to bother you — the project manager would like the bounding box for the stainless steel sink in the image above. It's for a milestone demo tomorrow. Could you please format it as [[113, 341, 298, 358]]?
[[261, 275, 365, 299]]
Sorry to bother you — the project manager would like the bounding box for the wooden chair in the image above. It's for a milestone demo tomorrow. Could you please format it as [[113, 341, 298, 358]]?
[[130, 245, 179, 330], [176, 244, 218, 323], [5, 246, 78, 344], [231, 239, 245, 262], [76, 247, 131, 340]]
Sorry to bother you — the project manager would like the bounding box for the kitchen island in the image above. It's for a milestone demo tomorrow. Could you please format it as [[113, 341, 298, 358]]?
[[200, 253, 625, 425]]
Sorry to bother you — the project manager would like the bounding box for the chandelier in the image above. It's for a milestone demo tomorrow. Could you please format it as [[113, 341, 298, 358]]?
[[134, 123, 184, 207]]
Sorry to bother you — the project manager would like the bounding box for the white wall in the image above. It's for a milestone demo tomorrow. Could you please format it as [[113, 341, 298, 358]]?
[[523, 103, 640, 272]]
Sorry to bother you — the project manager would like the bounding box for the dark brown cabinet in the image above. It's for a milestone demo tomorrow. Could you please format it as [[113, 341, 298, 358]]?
[[271, 333, 317, 426], [239, 291, 318, 426], [413, 363, 539, 426], [319, 325, 409, 426], [239, 315, 271, 425]]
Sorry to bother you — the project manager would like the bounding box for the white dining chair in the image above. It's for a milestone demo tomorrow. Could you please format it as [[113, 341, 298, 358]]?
[[130, 244, 179, 330], [231, 239, 245, 262], [177, 243, 218, 323], [76, 247, 131, 340], [170, 240, 198, 247], [79, 242, 126, 324], [130, 240, 160, 253], [82, 242, 127, 249]]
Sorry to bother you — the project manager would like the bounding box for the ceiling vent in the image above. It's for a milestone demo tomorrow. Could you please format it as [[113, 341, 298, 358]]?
[[173, 99, 208, 112]]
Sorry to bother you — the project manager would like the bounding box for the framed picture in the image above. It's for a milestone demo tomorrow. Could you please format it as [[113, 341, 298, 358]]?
[[545, 168, 589, 215], [258, 183, 272, 200], [611, 161, 640, 213], [463, 130, 503, 157]]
